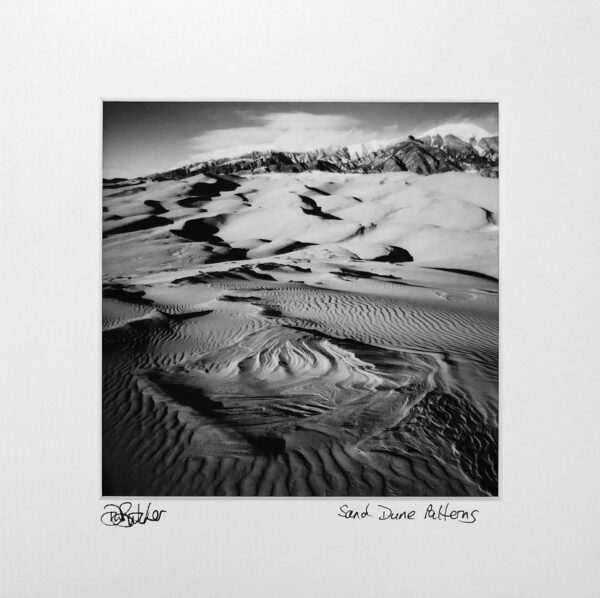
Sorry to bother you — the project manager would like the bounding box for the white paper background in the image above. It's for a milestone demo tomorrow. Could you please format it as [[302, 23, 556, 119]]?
[[1, 1, 599, 596]]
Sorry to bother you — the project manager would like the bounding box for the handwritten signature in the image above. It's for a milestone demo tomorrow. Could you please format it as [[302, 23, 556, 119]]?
[[101, 502, 166, 528]]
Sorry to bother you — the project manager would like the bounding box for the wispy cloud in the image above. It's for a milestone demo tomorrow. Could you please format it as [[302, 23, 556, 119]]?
[[185, 111, 403, 163]]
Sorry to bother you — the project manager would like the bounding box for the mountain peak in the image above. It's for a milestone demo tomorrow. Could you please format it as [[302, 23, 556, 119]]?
[[417, 122, 493, 142]]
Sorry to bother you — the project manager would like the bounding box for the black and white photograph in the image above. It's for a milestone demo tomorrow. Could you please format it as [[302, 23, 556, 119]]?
[[4, 1, 600, 596], [103, 102, 499, 497]]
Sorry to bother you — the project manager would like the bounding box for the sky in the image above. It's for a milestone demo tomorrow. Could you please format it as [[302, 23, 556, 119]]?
[[103, 102, 498, 179]]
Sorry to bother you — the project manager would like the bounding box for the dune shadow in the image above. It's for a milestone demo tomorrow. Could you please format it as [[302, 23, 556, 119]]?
[[304, 184, 331, 196], [147, 373, 286, 455], [104, 215, 174, 237], [427, 267, 498, 282], [172, 218, 222, 242], [298, 195, 341, 220], [177, 175, 240, 208], [103, 285, 153, 305], [373, 246, 413, 263]]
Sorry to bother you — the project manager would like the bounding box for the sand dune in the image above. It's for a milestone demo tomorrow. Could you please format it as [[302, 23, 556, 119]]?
[[103, 171, 498, 496]]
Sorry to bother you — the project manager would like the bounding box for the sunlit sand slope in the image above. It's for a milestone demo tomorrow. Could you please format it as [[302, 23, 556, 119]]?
[[103, 172, 498, 496]]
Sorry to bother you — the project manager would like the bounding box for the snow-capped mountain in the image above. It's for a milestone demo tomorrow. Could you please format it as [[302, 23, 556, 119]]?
[[107, 124, 499, 183], [417, 122, 493, 142]]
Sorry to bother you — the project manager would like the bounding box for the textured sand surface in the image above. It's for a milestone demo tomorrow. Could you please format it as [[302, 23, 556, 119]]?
[[103, 172, 498, 496]]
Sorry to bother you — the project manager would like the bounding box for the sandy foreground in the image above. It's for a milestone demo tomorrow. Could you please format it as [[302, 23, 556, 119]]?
[[103, 171, 498, 496]]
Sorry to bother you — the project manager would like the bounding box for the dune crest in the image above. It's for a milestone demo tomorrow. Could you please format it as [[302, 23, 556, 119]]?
[[103, 171, 498, 496]]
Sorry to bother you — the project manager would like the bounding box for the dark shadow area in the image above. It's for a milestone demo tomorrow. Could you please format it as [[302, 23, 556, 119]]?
[[373, 246, 414, 263], [252, 436, 286, 454], [191, 175, 240, 195], [144, 199, 168, 215], [335, 267, 410, 284], [298, 195, 341, 220], [273, 240, 316, 255], [244, 270, 276, 281], [235, 192, 251, 204], [174, 265, 275, 285], [103, 285, 153, 305], [257, 262, 312, 273], [176, 174, 240, 208], [482, 208, 497, 225], [427, 267, 498, 282], [173, 271, 248, 284], [205, 247, 248, 264], [304, 184, 331, 196], [177, 196, 210, 208], [147, 374, 223, 413], [260, 306, 283, 317], [156, 309, 214, 322], [220, 295, 262, 302], [146, 373, 286, 455], [104, 215, 173, 237], [171, 218, 222, 243]]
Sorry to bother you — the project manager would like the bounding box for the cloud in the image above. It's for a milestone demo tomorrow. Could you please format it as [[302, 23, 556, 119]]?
[[185, 111, 403, 163]]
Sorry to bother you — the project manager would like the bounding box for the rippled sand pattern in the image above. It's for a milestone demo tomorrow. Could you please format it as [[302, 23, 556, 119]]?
[[103, 172, 498, 496]]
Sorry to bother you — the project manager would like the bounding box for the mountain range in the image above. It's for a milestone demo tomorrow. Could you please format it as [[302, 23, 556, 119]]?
[[105, 124, 499, 184]]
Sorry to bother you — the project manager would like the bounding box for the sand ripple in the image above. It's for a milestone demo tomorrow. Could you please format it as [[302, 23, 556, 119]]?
[[103, 307, 497, 496], [103, 172, 498, 496]]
